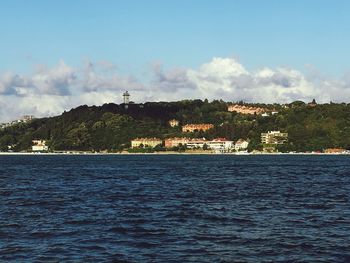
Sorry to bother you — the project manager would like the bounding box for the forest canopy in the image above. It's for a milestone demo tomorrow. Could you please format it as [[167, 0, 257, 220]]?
[[1, 100, 350, 152]]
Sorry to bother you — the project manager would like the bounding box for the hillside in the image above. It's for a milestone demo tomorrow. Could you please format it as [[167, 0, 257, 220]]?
[[1, 100, 350, 152]]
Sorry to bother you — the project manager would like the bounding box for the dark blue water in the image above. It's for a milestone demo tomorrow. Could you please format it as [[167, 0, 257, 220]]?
[[0, 155, 349, 262]]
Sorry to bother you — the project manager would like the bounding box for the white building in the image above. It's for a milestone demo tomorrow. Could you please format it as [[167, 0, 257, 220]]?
[[32, 140, 49, 151], [123, 91, 130, 104], [235, 139, 249, 151], [168, 119, 179, 127], [261, 131, 288, 144], [208, 138, 233, 152], [131, 138, 162, 148], [186, 138, 207, 149]]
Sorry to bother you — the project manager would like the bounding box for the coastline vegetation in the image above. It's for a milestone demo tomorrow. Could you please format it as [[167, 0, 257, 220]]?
[[1, 99, 350, 153]]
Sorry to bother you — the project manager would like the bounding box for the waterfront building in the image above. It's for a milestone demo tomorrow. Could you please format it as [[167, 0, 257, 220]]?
[[168, 119, 179, 127], [208, 138, 233, 152], [131, 138, 162, 148], [261, 131, 288, 144], [164, 137, 189, 148], [324, 148, 345, 154], [235, 139, 249, 151], [186, 138, 207, 149], [182, 124, 214, 132], [32, 140, 49, 151]]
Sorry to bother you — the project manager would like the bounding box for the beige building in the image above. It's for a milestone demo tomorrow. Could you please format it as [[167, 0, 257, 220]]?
[[228, 104, 266, 115], [131, 138, 162, 148], [168, 119, 179, 127], [182, 124, 214, 132], [32, 140, 49, 151], [261, 131, 288, 144], [164, 137, 189, 148], [324, 148, 345, 154]]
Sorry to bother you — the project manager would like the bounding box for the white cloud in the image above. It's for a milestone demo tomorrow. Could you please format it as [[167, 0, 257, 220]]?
[[31, 60, 76, 96], [151, 57, 320, 103], [0, 56, 349, 122]]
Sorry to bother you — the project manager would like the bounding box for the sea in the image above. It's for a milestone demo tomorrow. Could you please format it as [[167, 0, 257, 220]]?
[[0, 155, 349, 262]]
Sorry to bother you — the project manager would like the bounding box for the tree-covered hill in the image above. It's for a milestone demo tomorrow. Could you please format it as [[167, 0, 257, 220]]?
[[1, 99, 350, 152]]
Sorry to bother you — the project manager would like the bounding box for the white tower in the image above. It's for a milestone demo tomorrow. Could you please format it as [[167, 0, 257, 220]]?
[[123, 91, 130, 104]]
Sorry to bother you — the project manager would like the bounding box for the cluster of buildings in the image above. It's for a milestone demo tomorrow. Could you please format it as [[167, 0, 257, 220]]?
[[131, 137, 249, 152], [0, 115, 35, 129], [168, 119, 215, 133], [228, 104, 278, 116], [130, 130, 289, 153], [228, 104, 267, 115], [182, 124, 214, 132]]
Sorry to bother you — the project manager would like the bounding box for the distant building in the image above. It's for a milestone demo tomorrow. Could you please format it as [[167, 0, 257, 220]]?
[[228, 104, 266, 115], [123, 91, 130, 104], [208, 138, 233, 152], [168, 119, 179, 127], [164, 137, 189, 148], [32, 140, 49, 151], [324, 148, 345, 154], [21, 115, 34, 122], [261, 131, 288, 144], [131, 138, 162, 148], [308, 99, 317, 107], [182, 124, 214, 132], [0, 115, 35, 129], [261, 111, 278, 117], [235, 139, 249, 151], [186, 138, 207, 149]]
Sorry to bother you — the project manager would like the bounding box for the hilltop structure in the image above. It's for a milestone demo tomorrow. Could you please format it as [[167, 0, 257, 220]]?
[[182, 124, 214, 132], [228, 104, 266, 115], [308, 99, 317, 107], [123, 91, 130, 109], [0, 115, 35, 129], [123, 91, 130, 104]]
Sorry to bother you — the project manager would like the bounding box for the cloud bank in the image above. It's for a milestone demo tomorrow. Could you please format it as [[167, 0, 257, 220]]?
[[0, 57, 349, 122]]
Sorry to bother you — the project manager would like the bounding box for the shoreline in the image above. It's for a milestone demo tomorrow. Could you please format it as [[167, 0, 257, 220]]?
[[0, 151, 349, 156]]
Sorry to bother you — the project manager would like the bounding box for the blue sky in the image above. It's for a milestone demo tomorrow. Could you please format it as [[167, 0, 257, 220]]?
[[1, 0, 350, 121], [0, 0, 349, 75]]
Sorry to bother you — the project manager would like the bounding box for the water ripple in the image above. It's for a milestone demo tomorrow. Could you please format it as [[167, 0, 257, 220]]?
[[0, 155, 350, 262]]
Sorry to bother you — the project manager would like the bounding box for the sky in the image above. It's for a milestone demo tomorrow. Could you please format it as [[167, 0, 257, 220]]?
[[0, 0, 350, 121]]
